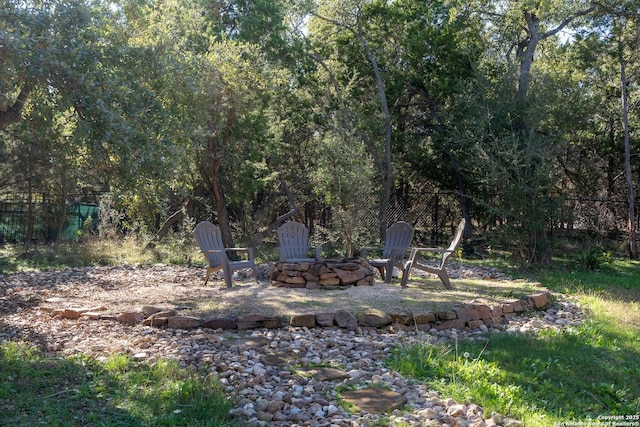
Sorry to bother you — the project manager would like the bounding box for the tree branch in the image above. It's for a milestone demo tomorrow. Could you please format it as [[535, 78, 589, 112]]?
[[255, 172, 300, 241], [0, 83, 31, 130], [540, 4, 597, 40]]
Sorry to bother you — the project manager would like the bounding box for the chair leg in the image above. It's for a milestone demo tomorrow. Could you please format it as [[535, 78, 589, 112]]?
[[252, 266, 259, 283], [438, 271, 452, 289], [223, 268, 233, 288], [384, 265, 393, 283], [400, 263, 411, 288], [204, 268, 212, 286]]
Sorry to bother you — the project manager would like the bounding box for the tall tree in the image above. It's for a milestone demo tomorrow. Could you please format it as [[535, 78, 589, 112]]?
[[309, 0, 394, 240], [1, 0, 177, 238], [598, 3, 640, 258], [443, 0, 598, 261]]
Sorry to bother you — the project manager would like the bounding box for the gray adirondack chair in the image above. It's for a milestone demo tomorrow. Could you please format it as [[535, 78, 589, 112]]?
[[401, 218, 465, 289], [277, 221, 322, 262], [193, 221, 259, 288], [360, 221, 414, 283]]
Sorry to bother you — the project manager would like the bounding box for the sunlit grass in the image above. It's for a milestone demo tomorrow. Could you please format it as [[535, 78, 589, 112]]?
[[0, 235, 278, 275], [387, 260, 640, 426]]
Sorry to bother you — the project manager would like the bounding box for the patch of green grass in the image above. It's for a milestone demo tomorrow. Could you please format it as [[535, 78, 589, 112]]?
[[0, 341, 240, 426], [387, 260, 640, 426]]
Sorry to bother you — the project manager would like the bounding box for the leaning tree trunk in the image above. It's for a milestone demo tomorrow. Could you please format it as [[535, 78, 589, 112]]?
[[311, 11, 395, 241], [356, 21, 393, 241], [200, 141, 234, 249]]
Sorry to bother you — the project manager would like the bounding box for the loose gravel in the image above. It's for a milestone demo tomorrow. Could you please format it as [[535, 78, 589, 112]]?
[[1, 268, 584, 427]]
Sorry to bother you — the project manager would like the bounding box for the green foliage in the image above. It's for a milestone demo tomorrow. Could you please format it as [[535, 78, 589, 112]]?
[[1, 0, 639, 264], [575, 247, 610, 271], [0, 341, 238, 426]]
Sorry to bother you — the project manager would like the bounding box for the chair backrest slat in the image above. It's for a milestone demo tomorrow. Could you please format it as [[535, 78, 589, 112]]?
[[382, 221, 414, 258], [193, 221, 227, 268], [277, 222, 310, 260]]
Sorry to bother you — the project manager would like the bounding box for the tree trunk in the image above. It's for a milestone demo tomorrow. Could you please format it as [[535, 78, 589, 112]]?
[[26, 167, 34, 251], [199, 132, 235, 249], [356, 21, 393, 241], [56, 174, 67, 243], [516, 12, 541, 106], [620, 42, 638, 259], [511, 6, 594, 262], [154, 197, 198, 241], [198, 102, 238, 249], [209, 159, 234, 249], [515, 6, 595, 110]]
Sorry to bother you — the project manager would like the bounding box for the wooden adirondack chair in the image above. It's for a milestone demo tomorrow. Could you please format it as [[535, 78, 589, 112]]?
[[360, 221, 414, 283], [400, 218, 465, 289], [276, 221, 322, 262], [193, 221, 259, 288]]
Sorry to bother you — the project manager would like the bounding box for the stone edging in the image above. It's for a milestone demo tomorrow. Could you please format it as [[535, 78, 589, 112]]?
[[50, 291, 553, 333]]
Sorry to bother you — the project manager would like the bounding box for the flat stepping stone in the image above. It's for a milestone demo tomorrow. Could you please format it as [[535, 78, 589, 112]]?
[[303, 367, 349, 381], [260, 351, 299, 367], [223, 334, 270, 349], [340, 387, 407, 413]]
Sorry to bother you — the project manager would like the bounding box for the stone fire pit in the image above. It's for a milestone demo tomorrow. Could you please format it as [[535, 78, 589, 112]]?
[[269, 257, 376, 289]]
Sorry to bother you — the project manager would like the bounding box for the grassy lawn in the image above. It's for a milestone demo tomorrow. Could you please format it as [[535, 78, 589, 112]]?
[[388, 259, 640, 426], [0, 341, 239, 427]]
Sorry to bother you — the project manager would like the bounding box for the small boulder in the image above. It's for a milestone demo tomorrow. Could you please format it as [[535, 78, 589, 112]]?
[[334, 310, 358, 331], [117, 312, 143, 324], [167, 315, 202, 329]]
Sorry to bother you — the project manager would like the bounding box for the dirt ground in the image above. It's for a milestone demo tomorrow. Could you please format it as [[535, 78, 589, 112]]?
[[1, 262, 544, 318]]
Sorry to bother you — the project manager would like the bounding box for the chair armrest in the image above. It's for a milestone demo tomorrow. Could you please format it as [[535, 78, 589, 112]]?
[[408, 247, 453, 261], [314, 246, 322, 261], [203, 247, 254, 260]]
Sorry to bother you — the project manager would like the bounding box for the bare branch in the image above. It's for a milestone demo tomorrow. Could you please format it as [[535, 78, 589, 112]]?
[[255, 172, 300, 241], [541, 5, 596, 40]]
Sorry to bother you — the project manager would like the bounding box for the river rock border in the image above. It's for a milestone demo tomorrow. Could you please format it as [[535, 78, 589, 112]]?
[[49, 291, 553, 333]]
